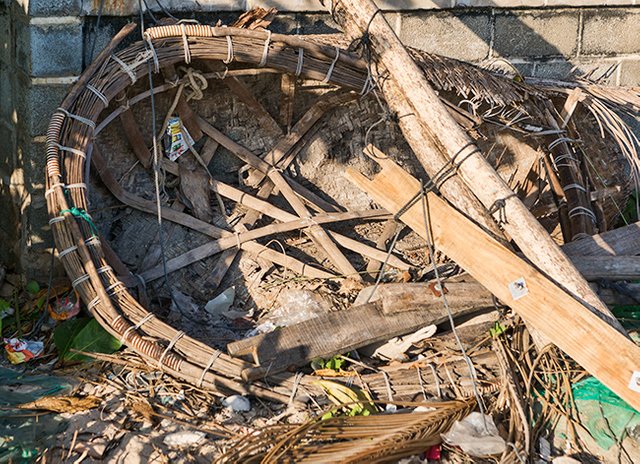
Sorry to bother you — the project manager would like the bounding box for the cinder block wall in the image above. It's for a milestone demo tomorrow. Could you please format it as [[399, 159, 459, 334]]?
[[0, 0, 638, 278]]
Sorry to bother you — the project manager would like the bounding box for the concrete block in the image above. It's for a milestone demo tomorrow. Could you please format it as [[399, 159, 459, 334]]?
[[267, 13, 340, 35], [25, 0, 81, 16], [582, 9, 640, 56], [494, 10, 579, 58], [571, 58, 619, 84], [15, 19, 83, 77], [0, 62, 14, 121], [249, 0, 450, 10], [81, 0, 244, 15], [620, 59, 640, 86], [455, 0, 544, 7], [546, 1, 635, 6], [14, 75, 70, 136], [533, 59, 575, 80], [0, 11, 11, 66], [399, 11, 491, 62]]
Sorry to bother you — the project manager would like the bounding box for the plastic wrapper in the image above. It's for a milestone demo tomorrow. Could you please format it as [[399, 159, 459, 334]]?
[[3, 338, 44, 364], [442, 412, 506, 457], [164, 117, 194, 161]]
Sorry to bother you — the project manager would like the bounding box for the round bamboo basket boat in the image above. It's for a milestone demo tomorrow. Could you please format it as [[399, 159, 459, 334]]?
[[45, 22, 636, 404]]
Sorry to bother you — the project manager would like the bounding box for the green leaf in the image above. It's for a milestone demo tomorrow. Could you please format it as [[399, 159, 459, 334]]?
[[54, 318, 122, 362], [25, 281, 40, 295]]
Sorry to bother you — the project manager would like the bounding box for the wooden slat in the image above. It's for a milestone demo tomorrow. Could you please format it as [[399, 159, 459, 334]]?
[[562, 221, 640, 257], [345, 148, 640, 412], [228, 297, 489, 381], [573, 256, 640, 280], [198, 116, 361, 280], [140, 209, 388, 282], [118, 106, 152, 169]]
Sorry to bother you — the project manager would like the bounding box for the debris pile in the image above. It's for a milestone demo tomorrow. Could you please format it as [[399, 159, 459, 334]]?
[[32, 2, 640, 462]]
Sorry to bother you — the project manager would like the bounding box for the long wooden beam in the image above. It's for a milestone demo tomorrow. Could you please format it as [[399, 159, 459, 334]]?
[[140, 209, 389, 282], [325, 0, 623, 337], [344, 148, 640, 411]]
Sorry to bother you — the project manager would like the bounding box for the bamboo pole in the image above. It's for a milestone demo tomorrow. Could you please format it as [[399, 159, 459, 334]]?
[[323, 0, 624, 337]]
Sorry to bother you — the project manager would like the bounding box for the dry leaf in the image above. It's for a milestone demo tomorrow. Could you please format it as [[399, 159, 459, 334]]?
[[17, 395, 101, 413]]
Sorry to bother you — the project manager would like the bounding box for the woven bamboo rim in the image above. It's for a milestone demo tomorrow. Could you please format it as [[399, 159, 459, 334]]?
[[45, 24, 405, 403]]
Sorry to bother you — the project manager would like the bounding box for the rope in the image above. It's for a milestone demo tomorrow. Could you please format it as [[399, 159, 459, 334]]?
[[181, 23, 191, 64], [71, 274, 90, 289], [120, 313, 156, 343], [295, 48, 304, 77], [111, 54, 137, 83], [52, 143, 86, 160], [178, 66, 208, 101], [419, 183, 487, 418], [86, 84, 109, 107], [562, 183, 587, 193], [144, 33, 160, 73], [57, 108, 96, 129], [57, 245, 78, 259], [45, 182, 65, 198], [568, 206, 597, 223], [321, 47, 340, 84], [258, 30, 272, 67], [48, 216, 66, 225], [197, 350, 222, 387], [224, 35, 234, 64], [59, 207, 99, 236], [158, 331, 186, 370]]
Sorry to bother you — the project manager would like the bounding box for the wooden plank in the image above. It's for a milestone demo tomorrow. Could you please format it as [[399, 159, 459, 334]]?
[[562, 221, 640, 257], [228, 298, 489, 381], [344, 148, 640, 411], [118, 105, 152, 169], [197, 116, 361, 280], [140, 209, 388, 282], [326, 0, 621, 341], [279, 73, 296, 132], [573, 256, 640, 281]]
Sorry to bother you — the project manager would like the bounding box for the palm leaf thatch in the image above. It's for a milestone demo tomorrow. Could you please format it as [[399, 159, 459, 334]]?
[[216, 399, 474, 463]]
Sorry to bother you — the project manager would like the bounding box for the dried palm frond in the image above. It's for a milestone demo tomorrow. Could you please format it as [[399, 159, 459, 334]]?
[[217, 399, 474, 464]]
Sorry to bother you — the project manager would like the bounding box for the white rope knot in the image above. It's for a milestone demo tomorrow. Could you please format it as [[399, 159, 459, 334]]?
[[178, 66, 208, 101], [258, 30, 272, 67], [111, 54, 137, 83]]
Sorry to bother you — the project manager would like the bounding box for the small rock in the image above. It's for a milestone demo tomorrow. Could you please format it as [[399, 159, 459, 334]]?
[[163, 430, 206, 447], [222, 395, 251, 412]]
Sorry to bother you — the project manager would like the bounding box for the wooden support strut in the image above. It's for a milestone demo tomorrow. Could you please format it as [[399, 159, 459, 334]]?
[[197, 115, 362, 280], [344, 146, 640, 411], [323, 0, 624, 340]]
